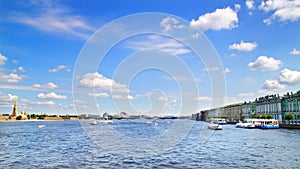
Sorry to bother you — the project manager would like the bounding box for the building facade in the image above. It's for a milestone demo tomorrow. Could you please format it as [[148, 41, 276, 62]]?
[[242, 101, 256, 119], [281, 91, 300, 123], [223, 103, 242, 121], [255, 94, 282, 121]]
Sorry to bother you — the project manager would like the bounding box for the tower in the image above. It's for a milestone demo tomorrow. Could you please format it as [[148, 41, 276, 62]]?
[[11, 96, 18, 118]]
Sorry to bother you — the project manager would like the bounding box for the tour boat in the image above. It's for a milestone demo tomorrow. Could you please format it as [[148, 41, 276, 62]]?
[[90, 120, 97, 125], [258, 119, 279, 129], [210, 118, 227, 125], [235, 122, 255, 129], [244, 119, 279, 129], [98, 120, 113, 124], [208, 123, 223, 130]]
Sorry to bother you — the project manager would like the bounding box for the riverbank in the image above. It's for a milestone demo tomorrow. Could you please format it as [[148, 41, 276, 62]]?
[[280, 123, 300, 129]]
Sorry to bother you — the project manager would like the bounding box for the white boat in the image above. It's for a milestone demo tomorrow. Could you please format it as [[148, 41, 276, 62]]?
[[236, 122, 255, 129], [90, 120, 97, 125], [38, 124, 45, 128], [208, 123, 222, 130], [98, 120, 113, 124], [210, 118, 227, 125], [244, 119, 279, 129]]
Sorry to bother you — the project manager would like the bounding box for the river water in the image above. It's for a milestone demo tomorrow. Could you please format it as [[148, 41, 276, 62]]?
[[0, 119, 299, 168]]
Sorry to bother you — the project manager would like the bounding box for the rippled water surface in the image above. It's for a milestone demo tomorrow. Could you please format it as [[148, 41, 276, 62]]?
[[0, 120, 299, 168]]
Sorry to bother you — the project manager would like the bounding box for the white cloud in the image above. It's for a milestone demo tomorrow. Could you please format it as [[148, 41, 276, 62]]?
[[246, 0, 255, 9], [0, 73, 23, 83], [259, 0, 300, 23], [37, 92, 67, 99], [194, 96, 212, 102], [18, 66, 25, 72], [157, 96, 168, 101], [278, 68, 300, 85], [160, 17, 185, 32], [13, 66, 26, 73], [229, 41, 258, 51], [12, 60, 18, 64], [223, 68, 231, 74], [263, 18, 272, 25], [290, 48, 300, 55], [248, 56, 281, 71], [126, 35, 190, 55], [0, 92, 18, 103], [88, 92, 109, 98], [79, 72, 129, 93], [0, 53, 8, 65], [35, 101, 55, 106], [33, 82, 58, 89], [235, 4, 241, 12], [238, 92, 254, 97], [112, 94, 135, 100], [12, 1, 95, 39], [19, 98, 56, 106], [203, 67, 220, 72], [48, 65, 69, 73], [263, 79, 285, 90], [190, 6, 239, 31]]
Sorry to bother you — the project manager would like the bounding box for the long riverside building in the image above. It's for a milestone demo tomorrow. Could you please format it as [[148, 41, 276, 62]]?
[[193, 90, 300, 123]]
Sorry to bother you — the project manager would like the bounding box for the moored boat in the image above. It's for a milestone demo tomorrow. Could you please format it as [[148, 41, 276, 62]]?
[[208, 123, 223, 130], [210, 118, 227, 125], [236, 122, 255, 129], [244, 119, 279, 129], [98, 120, 113, 124], [90, 120, 97, 125]]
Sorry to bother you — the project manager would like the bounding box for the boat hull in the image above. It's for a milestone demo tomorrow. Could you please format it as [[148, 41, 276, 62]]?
[[259, 125, 279, 129], [208, 124, 223, 130]]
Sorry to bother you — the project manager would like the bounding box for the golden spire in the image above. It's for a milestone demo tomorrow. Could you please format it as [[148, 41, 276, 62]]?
[[11, 96, 18, 118]]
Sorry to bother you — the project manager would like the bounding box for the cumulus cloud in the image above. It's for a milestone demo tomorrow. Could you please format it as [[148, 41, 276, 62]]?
[[157, 96, 168, 102], [259, 0, 300, 23], [0, 73, 23, 83], [33, 82, 58, 89], [112, 95, 135, 100], [246, 0, 255, 9], [48, 65, 70, 73], [35, 101, 55, 106], [263, 79, 285, 90], [203, 67, 220, 72], [0, 92, 18, 103], [278, 68, 300, 85], [229, 41, 258, 51], [194, 96, 212, 102], [290, 48, 300, 55], [126, 35, 191, 55], [37, 92, 67, 99], [238, 92, 254, 97], [223, 68, 231, 74], [160, 17, 185, 32], [88, 92, 109, 98], [18, 66, 25, 72], [79, 72, 129, 93], [248, 56, 281, 71], [190, 6, 239, 31], [13, 66, 26, 73], [0, 53, 8, 65]]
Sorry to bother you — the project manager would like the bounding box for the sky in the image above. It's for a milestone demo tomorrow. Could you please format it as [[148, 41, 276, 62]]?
[[0, 0, 300, 116]]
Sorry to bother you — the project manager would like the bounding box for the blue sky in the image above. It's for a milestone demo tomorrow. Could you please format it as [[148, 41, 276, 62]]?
[[0, 0, 300, 116]]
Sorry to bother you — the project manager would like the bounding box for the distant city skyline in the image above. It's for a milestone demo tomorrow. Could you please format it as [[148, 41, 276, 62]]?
[[0, 0, 300, 115]]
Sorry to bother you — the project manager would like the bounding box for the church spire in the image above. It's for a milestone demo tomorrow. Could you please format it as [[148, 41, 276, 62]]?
[[11, 96, 18, 118]]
